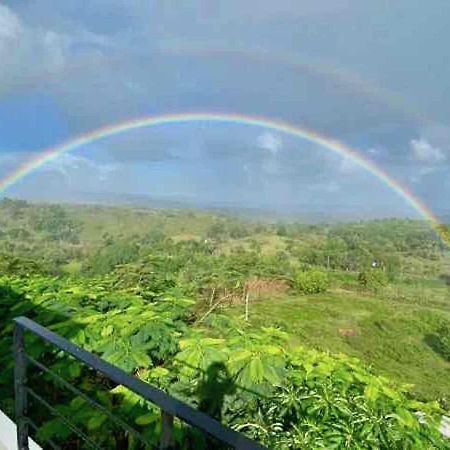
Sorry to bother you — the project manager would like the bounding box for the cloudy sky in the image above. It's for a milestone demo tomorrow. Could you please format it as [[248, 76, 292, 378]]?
[[1, 1, 449, 218]]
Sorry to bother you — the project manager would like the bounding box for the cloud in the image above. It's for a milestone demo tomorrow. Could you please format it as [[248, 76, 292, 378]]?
[[257, 132, 282, 155], [410, 138, 445, 162], [0, 150, 115, 200], [0, 3, 429, 139], [0, 4, 110, 97], [43, 153, 117, 181], [11, 152, 117, 191], [0, 5, 22, 40], [338, 156, 359, 174], [409, 166, 437, 184], [1, 1, 450, 215]]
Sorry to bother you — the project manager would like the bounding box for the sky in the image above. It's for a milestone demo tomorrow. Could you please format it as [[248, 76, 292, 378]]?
[[1, 1, 450, 219]]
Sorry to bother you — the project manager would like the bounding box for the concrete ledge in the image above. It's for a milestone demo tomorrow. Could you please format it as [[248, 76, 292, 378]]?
[[441, 415, 450, 439], [0, 411, 41, 450]]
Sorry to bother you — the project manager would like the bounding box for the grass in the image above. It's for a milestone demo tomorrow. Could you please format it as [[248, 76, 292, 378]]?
[[71, 205, 218, 242], [218, 234, 286, 255], [227, 286, 450, 403]]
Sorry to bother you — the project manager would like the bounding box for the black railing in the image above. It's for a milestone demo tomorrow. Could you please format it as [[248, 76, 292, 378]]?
[[13, 316, 267, 450]]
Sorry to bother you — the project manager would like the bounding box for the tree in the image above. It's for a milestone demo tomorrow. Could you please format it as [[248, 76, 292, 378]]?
[[294, 270, 329, 294], [34, 205, 82, 243], [358, 269, 388, 291]]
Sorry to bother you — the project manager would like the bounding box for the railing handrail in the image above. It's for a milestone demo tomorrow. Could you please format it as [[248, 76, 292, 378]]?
[[13, 316, 266, 450]]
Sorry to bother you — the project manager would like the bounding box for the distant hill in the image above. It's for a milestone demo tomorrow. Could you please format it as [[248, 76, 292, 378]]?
[[9, 190, 425, 223]]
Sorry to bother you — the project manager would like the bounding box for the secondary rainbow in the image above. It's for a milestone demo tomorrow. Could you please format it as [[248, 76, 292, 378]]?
[[14, 41, 427, 126], [0, 112, 442, 234], [160, 40, 428, 124]]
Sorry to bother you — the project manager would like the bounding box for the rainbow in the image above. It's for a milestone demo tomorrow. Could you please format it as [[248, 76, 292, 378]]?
[[0, 112, 443, 237]]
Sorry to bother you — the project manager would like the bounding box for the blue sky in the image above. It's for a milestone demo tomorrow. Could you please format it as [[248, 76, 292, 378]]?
[[1, 1, 449, 218]]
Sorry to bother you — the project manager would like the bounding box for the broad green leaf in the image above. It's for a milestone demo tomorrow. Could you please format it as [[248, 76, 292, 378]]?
[[68, 362, 82, 378], [87, 413, 108, 430], [101, 324, 114, 337], [395, 408, 419, 429], [135, 413, 158, 425], [364, 383, 379, 403], [132, 351, 152, 368]]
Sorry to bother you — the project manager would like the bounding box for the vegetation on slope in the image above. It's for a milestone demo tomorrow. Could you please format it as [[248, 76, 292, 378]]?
[[0, 275, 447, 449], [0, 198, 449, 448]]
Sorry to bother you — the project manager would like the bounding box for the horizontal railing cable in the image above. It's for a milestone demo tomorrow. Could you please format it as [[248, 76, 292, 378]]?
[[15, 316, 266, 450], [26, 355, 154, 448], [26, 419, 61, 450], [27, 387, 103, 450]]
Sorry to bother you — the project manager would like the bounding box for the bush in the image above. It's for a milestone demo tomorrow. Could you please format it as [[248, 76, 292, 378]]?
[[436, 322, 450, 361], [295, 270, 329, 294], [358, 269, 388, 291]]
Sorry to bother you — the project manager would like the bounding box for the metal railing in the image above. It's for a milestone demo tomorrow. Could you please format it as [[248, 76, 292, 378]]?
[[13, 316, 266, 450]]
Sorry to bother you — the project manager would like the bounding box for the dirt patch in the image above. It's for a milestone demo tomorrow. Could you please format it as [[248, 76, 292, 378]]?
[[203, 277, 290, 307], [338, 328, 360, 337], [244, 277, 290, 300]]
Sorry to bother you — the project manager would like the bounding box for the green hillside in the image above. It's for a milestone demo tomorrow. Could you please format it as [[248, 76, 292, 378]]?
[[0, 198, 449, 448]]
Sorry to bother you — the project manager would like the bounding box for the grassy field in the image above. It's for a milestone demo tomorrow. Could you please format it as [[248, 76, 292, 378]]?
[[227, 283, 450, 403]]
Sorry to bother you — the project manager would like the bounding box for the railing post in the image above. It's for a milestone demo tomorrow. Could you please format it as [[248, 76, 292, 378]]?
[[160, 411, 175, 449], [14, 322, 29, 450]]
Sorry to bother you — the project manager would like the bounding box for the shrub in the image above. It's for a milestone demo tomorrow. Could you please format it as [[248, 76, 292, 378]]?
[[358, 269, 388, 291], [436, 322, 450, 361], [295, 270, 329, 294]]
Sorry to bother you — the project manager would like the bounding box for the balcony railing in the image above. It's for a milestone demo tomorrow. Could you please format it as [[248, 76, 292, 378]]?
[[13, 316, 267, 450]]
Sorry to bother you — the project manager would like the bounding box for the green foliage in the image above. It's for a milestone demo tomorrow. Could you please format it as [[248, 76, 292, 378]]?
[[33, 204, 82, 243], [295, 269, 329, 294], [358, 269, 389, 291], [85, 238, 141, 274], [173, 323, 446, 449], [435, 321, 450, 361], [0, 200, 446, 280], [247, 346, 446, 449], [0, 253, 44, 276], [206, 218, 252, 240], [60, 260, 82, 275], [1, 273, 447, 448], [0, 201, 449, 448]]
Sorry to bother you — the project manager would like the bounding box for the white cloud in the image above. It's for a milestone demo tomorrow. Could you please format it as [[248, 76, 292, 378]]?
[[0, 151, 116, 199], [338, 156, 359, 174], [257, 132, 282, 155], [0, 5, 111, 97], [37, 153, 117, 182], [410, 138, 445, 162], [0, 5, 22, 40]]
